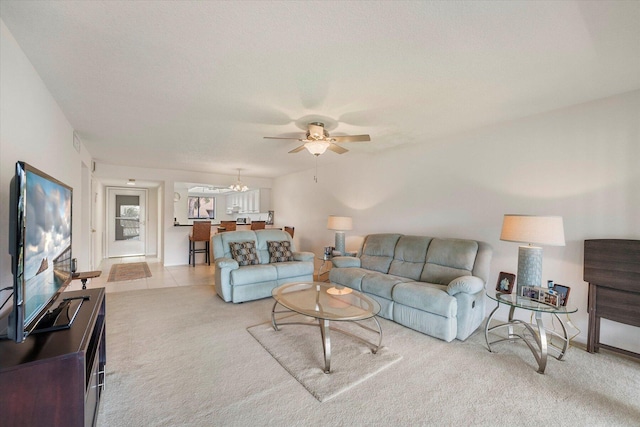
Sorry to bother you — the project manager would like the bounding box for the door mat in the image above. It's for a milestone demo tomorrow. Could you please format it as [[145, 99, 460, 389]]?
[[107, 262, 152, 282]]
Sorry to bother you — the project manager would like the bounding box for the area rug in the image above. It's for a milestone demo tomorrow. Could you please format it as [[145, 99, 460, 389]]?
[[107, 262, 152, 282], [247, 318, 402, 402]]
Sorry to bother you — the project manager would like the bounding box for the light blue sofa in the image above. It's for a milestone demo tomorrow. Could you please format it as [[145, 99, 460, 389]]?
[[213, 229, 314, 303], [329, 234, 492, 342]]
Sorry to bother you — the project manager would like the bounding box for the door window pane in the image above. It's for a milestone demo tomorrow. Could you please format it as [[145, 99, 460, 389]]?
[[115, 195, 140, 241]]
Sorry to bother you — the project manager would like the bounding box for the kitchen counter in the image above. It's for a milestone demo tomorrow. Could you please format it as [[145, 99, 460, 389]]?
[[174, 223, 219, 227], [174, 223, 281, 230]]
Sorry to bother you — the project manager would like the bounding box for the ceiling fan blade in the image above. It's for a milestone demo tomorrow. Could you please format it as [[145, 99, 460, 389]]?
[[331, 134, 371, 143], [288, 145, 307, 154], [264, 136, 302, 140], [327, 143, 348, 154]]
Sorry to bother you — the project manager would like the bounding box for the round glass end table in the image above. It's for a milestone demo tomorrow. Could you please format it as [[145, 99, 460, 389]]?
[[485, 292, 577, 374]]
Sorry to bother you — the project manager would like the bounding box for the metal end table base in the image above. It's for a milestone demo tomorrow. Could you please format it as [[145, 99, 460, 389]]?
[[485, 302, 571, 374]]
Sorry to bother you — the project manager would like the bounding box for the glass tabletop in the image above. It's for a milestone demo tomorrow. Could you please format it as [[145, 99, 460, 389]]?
[[272, 282, 381, 321], [487, 292, 577, 314]]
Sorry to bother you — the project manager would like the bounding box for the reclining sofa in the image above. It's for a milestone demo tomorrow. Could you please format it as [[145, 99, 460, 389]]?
[[213, 229, 314, 303], [329, 234, 492, 342]]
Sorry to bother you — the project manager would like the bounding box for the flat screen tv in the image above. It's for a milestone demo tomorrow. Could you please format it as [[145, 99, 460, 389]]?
[[6, 161, 75, 343]]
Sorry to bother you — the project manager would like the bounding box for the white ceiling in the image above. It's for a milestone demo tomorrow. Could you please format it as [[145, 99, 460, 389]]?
[[2, 1, 639, 179]]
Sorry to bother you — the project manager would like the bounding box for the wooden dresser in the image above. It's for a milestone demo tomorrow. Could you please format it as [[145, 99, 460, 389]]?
[[583, 239, 640, 358]]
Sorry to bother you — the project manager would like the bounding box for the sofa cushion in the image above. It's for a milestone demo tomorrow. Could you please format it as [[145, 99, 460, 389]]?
[[213, 230, 257, 259], [328, 267, 368, 291], [229, 241, 259, 266], [361, 272, 411, 300], [272, 260, 314, 279], [420, 238, 479, 285], [267, 240, 294, 263], [230, 264, 277, 285], [388, 235, 431, 280], [360, 234, 402, 273], [393, 282, 457, 318], [255, 229, 296, 264]]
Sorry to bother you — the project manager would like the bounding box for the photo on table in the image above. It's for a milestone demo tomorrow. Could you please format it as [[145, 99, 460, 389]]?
[[541, 290, 559, 307], [496, 272, 516, 294], [553, 284, 571, 306], [521, 286, 540, 300]]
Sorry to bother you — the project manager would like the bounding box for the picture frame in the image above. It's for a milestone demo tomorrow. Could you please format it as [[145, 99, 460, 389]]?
[[553, 284, 571, 307], [496, 272, 516, 294], [542, 291, 559, 307], [521, 286, 540, 300]]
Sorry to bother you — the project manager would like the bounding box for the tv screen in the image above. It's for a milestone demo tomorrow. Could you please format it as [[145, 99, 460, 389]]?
[[7, 161, 73, 343]]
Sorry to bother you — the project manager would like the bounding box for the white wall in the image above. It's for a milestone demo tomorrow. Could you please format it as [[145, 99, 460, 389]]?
[[272, 90, 640, 353], [0, 20, 93, 321]]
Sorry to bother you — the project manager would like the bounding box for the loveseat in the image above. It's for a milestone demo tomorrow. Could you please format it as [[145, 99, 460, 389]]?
[[329, 234, 492, 342], [213, 229, 314, 303]]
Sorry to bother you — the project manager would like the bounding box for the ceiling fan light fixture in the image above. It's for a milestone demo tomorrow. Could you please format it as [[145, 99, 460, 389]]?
[[229, 168, 249, 192], [264, 121, 370, 157], [304, 140, 330, 156]]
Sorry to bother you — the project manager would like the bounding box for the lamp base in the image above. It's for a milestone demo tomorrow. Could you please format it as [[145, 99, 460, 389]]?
[[334, 231, 346, 256], [516, 245, 543, 296]]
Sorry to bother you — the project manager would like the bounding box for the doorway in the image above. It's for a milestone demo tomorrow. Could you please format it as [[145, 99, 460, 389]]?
[[106, 187, 147, 257]]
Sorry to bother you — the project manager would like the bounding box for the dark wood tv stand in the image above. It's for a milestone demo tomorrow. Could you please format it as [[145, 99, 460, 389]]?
[[0, 288, 106, 426]]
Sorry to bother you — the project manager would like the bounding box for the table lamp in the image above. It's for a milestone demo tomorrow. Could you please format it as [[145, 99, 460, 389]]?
[[500, 214, 565, 296], [327, 216, 352, 256]]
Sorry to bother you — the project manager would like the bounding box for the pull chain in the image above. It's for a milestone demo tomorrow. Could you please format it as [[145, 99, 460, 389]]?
[[314, 155, 318, 183]]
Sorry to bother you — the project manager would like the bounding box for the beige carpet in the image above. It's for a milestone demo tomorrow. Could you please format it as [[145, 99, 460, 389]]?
[[97, 286, 640, 426], [107, 262, 151, 282], [247, 318, 402, 402]]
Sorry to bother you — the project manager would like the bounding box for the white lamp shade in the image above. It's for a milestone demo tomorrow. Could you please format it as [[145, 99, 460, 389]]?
[[500, 215, 565, 246], [327, 216, 352, 231]]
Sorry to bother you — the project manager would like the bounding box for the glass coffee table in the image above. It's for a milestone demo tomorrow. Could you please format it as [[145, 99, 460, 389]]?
[[271, 282, 382, 374], [485, 292, 578, 374]]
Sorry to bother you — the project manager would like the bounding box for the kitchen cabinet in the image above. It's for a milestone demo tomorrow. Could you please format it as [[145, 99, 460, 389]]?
[[226, 189, 271, 214]]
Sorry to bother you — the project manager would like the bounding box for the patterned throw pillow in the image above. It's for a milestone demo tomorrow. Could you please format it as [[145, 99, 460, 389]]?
[[267, 240, 294, 263], [229, 241, 259, 266]]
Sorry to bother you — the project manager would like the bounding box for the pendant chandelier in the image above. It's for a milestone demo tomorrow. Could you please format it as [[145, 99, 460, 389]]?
[[229, 168, 249, 192]]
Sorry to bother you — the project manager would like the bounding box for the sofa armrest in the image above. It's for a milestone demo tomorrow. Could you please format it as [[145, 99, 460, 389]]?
[[293, 251, 314, 262], [447, 276, 485, 296], [215, 257, 239, 270], [331, 256, 361, 268], [214, 257, 239, 302]]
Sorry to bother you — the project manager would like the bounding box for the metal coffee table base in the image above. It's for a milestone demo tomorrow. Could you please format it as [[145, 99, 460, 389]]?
[[271, 301, 382, 374]]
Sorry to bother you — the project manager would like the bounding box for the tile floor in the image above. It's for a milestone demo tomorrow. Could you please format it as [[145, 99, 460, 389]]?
[[67, 257, 216, 293]]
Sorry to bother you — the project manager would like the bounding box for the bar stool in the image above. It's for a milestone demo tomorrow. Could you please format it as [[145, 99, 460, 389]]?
[[218, 220, 237, 233], [284, 226, 295, 237], [250, 221, 266, 230], [189, 221, 211, 266]]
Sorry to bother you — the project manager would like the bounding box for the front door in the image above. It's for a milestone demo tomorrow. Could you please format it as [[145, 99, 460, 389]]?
[[107, 187, 147, 257]]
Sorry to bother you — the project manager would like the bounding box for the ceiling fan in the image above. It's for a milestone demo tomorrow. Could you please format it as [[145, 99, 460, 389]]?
[[264, 122, 371, 156]]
